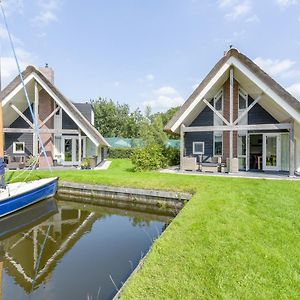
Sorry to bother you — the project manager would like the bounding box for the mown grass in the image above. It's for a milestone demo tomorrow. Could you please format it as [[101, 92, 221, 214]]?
[[7, 159, 300, 299]]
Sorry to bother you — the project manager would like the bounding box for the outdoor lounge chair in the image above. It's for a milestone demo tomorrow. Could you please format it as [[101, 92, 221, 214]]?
[[6, 155, 27, 170], [200, 157, 222, 173], [182, 157, 198, 171]]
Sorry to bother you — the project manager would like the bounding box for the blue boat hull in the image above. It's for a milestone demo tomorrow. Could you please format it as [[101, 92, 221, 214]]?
[[0, 178, 58, 218]]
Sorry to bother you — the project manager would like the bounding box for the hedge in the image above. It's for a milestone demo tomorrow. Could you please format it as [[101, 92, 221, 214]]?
[[108, 148, 136, 159]]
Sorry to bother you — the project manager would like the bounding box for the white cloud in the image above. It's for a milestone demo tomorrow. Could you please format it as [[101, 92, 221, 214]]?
[[2, 0, 24, 15], [138, 73, 155, 84], [143, 86, 184, 111], [218, 0, 237, 8], [154, 86, 179, 96], [0, 23, 34, 86], [276, 0, 299, 7], [32, 0, 62, 26], [287, 83, 300, 99], [2, 48, 33, 86], [146, 74, 155, 81], [254, 57, 298, 78], [0, 26, 22, 47], [225, 1, 252, 20], [245, 14, 260, 23]]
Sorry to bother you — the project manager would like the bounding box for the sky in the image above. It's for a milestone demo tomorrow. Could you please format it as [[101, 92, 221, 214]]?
[[1, 0, 300, 113]]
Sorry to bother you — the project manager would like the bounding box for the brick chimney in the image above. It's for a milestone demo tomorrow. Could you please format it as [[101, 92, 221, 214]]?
[[39, 63, 54, 84]]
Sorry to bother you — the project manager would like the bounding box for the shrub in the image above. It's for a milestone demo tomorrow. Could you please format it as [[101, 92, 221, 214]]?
[[162, 146, 180, 166], [108, 148, 135, 159], [131, 144, 167, 171], [81, 158, 90, 169]]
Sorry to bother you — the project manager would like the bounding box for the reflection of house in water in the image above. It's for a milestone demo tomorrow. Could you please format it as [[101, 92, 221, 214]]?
[[0, 203, 98, 294], [0, 200, 172, 299]]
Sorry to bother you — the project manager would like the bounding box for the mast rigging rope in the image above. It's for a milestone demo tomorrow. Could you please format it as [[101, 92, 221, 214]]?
[[0, 2, 53, 174]]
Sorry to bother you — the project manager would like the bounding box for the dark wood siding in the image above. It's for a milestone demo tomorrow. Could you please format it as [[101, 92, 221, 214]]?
[[62, 110, 77, 129], [9, 105, 33, 128], [6, 105, 33, 156], [248, 96, 279, 124], [73, 103, 92, 123], [5, 133, 33, 157], [62, 103, 92, 129], [184, 104, 214, 161]]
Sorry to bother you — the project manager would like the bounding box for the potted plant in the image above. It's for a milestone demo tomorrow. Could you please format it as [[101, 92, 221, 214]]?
[[81, 158, 90, 169]]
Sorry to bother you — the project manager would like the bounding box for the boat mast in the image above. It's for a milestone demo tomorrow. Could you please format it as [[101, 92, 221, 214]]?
[[0, 36, 5, 189]]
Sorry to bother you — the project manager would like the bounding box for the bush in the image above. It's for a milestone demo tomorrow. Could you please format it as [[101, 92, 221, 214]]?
[[162, 146, 180, 166], [131, 144, 167, 171], [108, 148, 135, 159]]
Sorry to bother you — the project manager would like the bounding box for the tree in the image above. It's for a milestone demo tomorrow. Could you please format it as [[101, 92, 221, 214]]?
[[151, 106, 180, 138], [91, 97, 180, 140], [91, 98, 142, 138], [138, 107, 168, 147]]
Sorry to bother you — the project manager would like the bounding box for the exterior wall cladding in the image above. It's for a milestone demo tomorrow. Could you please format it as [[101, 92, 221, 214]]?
[[39, 89, 54, 168], [5, 105, 33, 157], [5, 90, 55, 167], [5, 99, 91, 163], [184, 78, 279, 161]]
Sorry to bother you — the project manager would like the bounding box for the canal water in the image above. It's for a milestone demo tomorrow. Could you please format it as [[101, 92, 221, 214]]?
[[0, 197, 172, 300]]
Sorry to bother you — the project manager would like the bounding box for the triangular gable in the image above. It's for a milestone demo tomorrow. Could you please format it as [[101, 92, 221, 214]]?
[[1, 66, 110, 147], [165, 49, 300, 134]]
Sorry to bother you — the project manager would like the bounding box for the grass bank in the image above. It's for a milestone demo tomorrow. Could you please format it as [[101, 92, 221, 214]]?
[[7, 160, 300, 299]]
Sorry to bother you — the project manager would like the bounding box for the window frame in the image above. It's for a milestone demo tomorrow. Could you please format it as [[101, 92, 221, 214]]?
[[193, 141, 205, 155], [213, 133, 223, 157], [238, 87, 248, 111], [13, 142, 25, 154], [214, 89, 223, 112]]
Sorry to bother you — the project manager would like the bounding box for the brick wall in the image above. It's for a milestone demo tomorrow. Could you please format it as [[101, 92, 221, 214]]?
[[38, 89, 54, 168], [223, 78, 239, 160]]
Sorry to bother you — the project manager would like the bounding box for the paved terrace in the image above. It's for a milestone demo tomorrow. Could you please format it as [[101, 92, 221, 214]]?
[[161, 166, 300, 180]]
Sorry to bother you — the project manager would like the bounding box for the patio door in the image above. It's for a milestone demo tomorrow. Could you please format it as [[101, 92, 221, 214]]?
[[64, 138, 73, 164], [263, 134, 281, 171], [238, 134, 249, 171], [62, 136, 86, 165]]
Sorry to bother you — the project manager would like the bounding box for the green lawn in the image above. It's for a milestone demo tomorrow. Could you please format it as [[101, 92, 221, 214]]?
[[7, 160, 300, 299]]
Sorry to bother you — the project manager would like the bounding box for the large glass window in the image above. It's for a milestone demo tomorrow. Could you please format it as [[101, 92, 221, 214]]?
[[214, 90, 223, 112], [238, 88, 248, 110], [238, 135, 247, 170], [214, 134, 223, 156], [193, 142, 205, 155]]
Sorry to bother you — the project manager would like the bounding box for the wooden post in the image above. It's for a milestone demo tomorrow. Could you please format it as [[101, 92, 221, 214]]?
[[229, 67, 234, 170], [180, 124, 185, 170], [289, 122, 295, 177], [78, 129, 82, 165], [33, 81, 39, 156]]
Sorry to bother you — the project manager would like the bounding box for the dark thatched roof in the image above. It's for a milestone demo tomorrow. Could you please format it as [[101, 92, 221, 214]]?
[[165, 48, 300, 133]]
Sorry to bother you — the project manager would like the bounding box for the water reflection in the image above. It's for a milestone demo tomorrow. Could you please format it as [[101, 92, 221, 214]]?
[[0, 198, 171, 300]]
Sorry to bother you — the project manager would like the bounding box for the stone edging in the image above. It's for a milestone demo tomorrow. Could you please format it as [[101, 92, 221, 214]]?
[[58, 181, 191, 209]]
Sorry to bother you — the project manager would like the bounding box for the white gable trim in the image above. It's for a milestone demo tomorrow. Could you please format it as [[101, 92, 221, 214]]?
[[171, 56, 300, 132], [33, 72, 103, 147], [2, 72, 108, 147], [2, 73, 35, 107], [231, 57, 300, 122], [171, 58, 233, 132]]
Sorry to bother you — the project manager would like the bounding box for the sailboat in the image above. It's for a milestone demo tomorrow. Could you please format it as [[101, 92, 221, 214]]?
[[0, 2, 58, 218]]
